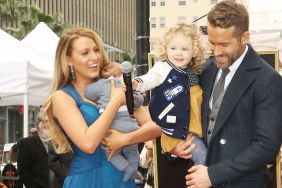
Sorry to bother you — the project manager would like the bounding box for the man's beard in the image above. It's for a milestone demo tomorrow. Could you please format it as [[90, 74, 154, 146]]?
[[38, 128, 51, 141]]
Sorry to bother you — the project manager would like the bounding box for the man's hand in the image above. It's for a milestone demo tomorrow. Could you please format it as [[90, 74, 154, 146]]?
[[170, 133, 195, 159], [185, 165, 212, 188]]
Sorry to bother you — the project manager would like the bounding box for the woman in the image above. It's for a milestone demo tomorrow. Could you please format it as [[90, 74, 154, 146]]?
[[44, 28, 137, 188]]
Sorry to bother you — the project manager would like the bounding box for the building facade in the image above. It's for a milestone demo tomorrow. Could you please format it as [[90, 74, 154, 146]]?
[[149, 0, 250, 52], [23, 0, 137, 61]]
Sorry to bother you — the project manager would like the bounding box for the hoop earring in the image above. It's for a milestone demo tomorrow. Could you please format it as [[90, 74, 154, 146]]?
[[69, 65, 75, 80]]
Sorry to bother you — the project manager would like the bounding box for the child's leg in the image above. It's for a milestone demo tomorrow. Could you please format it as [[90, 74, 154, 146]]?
[[123, 144, 139, 164], [109, 149, 130, 171], [191, 133, 207, 165], [121, 144, 139, 181]]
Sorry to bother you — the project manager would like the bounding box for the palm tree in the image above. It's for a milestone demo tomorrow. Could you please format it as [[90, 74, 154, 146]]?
[[1, 0, 70, 39], [0, 0, 28, 26]]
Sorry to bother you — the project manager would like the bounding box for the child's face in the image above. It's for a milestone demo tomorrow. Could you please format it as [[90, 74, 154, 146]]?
[[166, 33, 193, 69]]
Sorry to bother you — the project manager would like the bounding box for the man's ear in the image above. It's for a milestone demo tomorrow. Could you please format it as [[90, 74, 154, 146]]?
[[241, 31, 250, 45]]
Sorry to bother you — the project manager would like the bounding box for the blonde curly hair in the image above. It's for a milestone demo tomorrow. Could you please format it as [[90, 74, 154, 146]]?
[[156, 23, 207, 73]]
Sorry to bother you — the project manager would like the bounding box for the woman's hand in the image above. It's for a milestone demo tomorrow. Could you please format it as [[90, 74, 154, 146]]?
[[170, 133, 195, 159], [102, 129, 129, 160], [109, 79, 126, 106]]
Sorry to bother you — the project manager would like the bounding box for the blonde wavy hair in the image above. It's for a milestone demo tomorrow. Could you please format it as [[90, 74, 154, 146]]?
[[44, 28, 110, 153], [156, 23, 206, 73]]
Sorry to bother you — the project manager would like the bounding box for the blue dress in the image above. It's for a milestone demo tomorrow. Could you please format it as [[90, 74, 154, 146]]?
[[61, 84, 136, 188]]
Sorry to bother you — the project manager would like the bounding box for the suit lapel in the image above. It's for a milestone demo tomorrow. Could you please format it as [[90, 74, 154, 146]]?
[[35, 135, 48, 155], [210, 46, 261, 142], [201, 63, 218, 143]]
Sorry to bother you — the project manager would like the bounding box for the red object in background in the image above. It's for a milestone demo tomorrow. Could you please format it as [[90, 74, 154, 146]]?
[[19, 105, 24, 115]]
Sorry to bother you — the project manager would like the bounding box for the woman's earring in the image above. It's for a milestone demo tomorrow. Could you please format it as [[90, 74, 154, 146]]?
[[69, 64, 75, 80]]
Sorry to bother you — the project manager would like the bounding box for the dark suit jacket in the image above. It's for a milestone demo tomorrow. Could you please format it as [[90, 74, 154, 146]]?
[[17, 135, 49, 188], [200, 45, 282, 188], [48, 146, 73, 188]]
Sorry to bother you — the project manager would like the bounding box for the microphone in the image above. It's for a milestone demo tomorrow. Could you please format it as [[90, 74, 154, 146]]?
[[120, 61, 134, 117]]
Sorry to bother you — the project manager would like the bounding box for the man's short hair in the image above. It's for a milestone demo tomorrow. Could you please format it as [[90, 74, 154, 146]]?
[[207, 0, 249, 37]]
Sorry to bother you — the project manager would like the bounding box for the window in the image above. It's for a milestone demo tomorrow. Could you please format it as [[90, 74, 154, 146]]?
[[160, 17, 166, 28], [179, 0, 186, 6], [160, 0, 166, 6], [151, 0, 156, 6], [150, 17, 156, 29], [178, 16, 186, 23], [210, 0, 217, 4], [0, 107, 6, 119]]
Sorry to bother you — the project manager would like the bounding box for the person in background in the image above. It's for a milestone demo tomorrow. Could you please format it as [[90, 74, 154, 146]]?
[[7, 127, 38, 188], [1, 163, 18, 188], [48, 145, 73, 188], [8, 127, 38, 163], [185, 1, 282, 188], [139, 140, 154, 188], [43, 28, 160, 188], [17, 109, 50, 188]]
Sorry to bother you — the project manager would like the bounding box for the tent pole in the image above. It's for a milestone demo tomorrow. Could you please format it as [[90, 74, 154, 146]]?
[[23, 93, 29, 137]]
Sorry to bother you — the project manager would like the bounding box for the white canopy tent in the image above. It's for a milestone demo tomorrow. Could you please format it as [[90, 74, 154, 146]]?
[[0, 29, 54, 137], [22, 22, 59, 61]]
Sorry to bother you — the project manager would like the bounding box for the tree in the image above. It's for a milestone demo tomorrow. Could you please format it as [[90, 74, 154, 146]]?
[[0, 0, 27, 26], [121, 52, 136, 64], [0, 0, 70, 39]]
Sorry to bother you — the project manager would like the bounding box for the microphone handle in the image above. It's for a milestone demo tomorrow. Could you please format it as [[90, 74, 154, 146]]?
[[123, 73, 134, 116], [125, 85, 134, 116]]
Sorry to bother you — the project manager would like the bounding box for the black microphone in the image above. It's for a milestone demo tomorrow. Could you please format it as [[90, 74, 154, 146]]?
[[120, 61, 134, 117]]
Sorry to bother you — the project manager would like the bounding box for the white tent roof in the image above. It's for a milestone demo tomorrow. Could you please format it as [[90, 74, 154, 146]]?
[[22, 22, 59, 61], [0, 48, 28, 97], [0, 29, 53, 106]]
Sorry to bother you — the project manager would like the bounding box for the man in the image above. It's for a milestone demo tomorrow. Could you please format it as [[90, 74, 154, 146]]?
[[7, 127, 38, 188], [17, 110, 49, 188], [185, 1, 282, 188], [8, 127, 38, 162], [48, 145, 73, 188]]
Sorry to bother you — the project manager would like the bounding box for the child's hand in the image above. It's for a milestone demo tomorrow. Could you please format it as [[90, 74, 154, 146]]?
[[121, 79, 138, 91], [144, 140, 153, 151], [132, 79, 138, 91]]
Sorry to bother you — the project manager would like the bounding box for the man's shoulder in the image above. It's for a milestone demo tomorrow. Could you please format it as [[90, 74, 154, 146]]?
[[201, 58, 217, 75], [22, 135, 39, 144], [204, 58, 216, 68], [12, 138, 24, 151]]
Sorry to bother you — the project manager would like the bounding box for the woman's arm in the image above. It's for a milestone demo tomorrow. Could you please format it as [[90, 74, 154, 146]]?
[[52, 80, 125, 154], [104, 106, 162, 159]]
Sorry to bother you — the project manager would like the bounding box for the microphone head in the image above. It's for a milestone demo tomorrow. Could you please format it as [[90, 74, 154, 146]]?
[[120, 61, 133, 74]]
